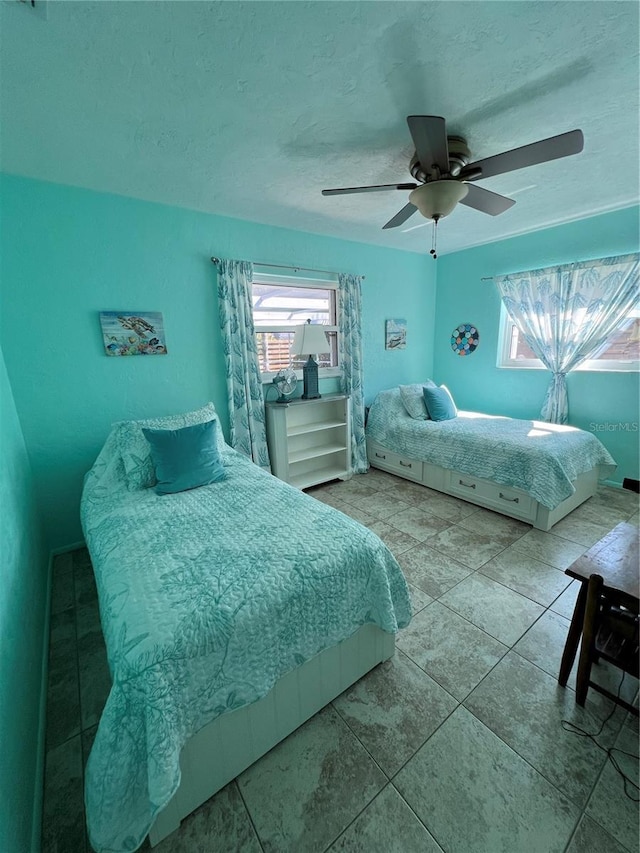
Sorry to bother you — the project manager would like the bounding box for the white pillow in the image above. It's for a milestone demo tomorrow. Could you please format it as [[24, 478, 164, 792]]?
[[398, 382, 437, 419], [114, 402, 226, 490]]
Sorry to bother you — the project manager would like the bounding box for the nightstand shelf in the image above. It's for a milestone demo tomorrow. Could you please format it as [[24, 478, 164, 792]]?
[[289, 466, 350, 490], [266, 394, 351, 489], [287, 419, 346, 437], [289, 442, 348, 464]]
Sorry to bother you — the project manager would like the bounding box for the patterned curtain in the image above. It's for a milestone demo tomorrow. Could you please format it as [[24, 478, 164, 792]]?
[[495, 253, 639, 424], [217, 259, 271, 470], [338, 273, 368, 472]]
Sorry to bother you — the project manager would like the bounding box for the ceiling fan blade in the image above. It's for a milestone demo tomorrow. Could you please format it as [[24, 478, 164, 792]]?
[[459, 183, 516, 216], [460, 129, 584, 182], [407, 116, 449, 174], [382, 203, 418, 230], [322, 182, 417, 196]]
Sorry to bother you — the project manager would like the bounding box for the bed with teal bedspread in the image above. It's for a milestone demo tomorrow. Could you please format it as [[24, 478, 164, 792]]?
[[367, 388, 616, 510], [81, 409, 411, 853]]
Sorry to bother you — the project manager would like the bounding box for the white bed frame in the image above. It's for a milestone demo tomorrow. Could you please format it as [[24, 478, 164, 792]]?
[[148, 623, 394, 846], [367, 439, 601, 531]]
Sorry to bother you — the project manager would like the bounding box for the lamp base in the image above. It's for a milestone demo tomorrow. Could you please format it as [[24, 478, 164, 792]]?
[[301, 355, 321, 400]]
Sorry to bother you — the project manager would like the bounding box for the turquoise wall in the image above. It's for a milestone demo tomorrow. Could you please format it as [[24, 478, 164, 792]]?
[[3, 171, 636, 562], [0, 342, 48, 853], [433, 206, 640, 484], [0, 174, 434, 550]]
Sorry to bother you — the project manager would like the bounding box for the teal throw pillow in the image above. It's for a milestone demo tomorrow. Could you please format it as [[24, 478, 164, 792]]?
[[116, 402, 226, 491], [423, 385, 457, 422], [142, 420, 226, 495]]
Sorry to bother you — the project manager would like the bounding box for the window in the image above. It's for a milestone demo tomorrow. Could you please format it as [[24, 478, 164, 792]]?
[[252, 271, 339, 378], [498, 303, 640, 371]]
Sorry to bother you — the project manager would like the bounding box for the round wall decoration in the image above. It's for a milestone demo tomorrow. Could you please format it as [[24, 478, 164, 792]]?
[[451, 323, 479, 356]]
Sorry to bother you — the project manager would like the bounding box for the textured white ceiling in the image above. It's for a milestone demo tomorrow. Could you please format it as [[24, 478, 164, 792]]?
[[1, 1, 638, 255]]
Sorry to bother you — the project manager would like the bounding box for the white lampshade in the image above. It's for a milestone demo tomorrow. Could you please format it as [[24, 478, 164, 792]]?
[[291, 321, 329, 356], [409, 180, 469, 220]]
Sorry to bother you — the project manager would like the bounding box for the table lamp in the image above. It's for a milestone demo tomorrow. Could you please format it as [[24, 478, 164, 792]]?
[[291, 320, 328, 400]]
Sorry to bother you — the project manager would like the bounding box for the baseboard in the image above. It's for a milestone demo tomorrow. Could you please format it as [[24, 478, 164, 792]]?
[[50, 540, 85, 557], [31, 552, 53, 853], [601, 478, 623, 489]]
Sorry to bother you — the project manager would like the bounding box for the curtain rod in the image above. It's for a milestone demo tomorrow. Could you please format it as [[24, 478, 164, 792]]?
[[480, 252, 635, 281], [210, 257, 364, 280]]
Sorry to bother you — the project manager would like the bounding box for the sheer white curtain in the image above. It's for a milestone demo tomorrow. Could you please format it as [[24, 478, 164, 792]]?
[[496, 253, 639, 424], [217, 259, 271, 469]]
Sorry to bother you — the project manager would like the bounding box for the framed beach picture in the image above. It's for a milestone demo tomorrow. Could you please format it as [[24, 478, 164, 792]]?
[[99, 311, 167, 356], [385, 318, 407, 350]]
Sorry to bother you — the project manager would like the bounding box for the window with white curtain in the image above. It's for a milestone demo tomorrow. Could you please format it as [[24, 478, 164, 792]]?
[[497, 303, 640, 371], [252, 271, 340, 378]]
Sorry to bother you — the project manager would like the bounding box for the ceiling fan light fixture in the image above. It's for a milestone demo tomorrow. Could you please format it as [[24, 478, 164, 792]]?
[[409, 180, 469, 220]]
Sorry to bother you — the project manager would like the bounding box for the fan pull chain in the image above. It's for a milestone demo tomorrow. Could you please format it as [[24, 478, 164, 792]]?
[[429, 215, 440, 259]]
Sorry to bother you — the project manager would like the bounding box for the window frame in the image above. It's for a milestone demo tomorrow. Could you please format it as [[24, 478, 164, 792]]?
[[252, 269, 341, 382], [497, 302, 640, 372]]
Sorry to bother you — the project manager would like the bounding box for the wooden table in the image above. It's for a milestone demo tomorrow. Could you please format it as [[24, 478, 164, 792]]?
[[558, 522, 639, 712]]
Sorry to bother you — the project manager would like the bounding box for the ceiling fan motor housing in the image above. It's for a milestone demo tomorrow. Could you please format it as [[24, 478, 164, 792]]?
[[410, 136, 471, 181], [446, 137, 472, 176]]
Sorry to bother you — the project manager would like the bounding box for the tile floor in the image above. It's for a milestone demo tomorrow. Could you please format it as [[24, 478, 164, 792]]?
[[42, 474, 640, 853]]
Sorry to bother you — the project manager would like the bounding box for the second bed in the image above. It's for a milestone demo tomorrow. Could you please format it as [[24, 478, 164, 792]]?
[[366, 387, 617, 530]]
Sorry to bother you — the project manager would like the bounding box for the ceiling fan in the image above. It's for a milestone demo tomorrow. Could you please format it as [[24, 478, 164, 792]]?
[[322, 116, 584, 234]]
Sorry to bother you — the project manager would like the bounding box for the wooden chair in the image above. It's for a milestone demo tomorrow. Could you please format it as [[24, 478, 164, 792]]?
[[559, 522, 639, 714], [575, 572, 639, 711]]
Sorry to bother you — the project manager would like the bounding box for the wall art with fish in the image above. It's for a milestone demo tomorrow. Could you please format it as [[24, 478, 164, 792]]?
[[99, 311, 167, 356]]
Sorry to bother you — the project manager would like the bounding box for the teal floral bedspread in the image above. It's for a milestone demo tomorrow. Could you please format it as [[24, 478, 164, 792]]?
[[367, 388, 616, 509], [81, 423, 411, 853]]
